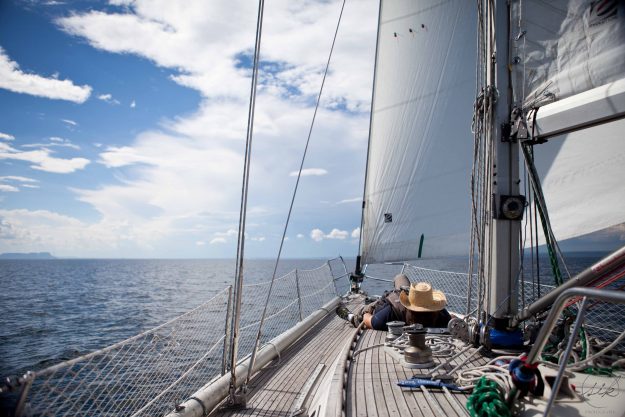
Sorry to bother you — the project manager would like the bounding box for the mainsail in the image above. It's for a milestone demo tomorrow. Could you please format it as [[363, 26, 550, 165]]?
[[360, 0, 477, 264], [512, 0, 625, 244]]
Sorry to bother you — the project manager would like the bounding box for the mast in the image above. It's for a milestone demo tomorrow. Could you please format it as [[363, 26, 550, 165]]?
[[483, 0, 523, 329]]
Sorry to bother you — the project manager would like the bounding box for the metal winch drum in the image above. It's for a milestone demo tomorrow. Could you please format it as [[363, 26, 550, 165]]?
[[403, 324, 434, 368]]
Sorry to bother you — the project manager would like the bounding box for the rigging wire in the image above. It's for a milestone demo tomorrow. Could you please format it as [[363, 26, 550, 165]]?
[[245, 0, 348, 386], [229, 0, 265, 396]]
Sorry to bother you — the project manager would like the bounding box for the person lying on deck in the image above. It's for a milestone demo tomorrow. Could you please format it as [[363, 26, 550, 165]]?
[[359, 275, 452, 330]]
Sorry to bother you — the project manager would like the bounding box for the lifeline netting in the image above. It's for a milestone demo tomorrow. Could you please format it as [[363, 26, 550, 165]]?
[[5, 261, 340, 417], [401, 263, 625, 349]]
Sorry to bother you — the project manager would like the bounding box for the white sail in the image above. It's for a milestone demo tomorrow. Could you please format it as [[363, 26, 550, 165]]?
[[530, 116, 625, 244], [511, 0, 625, 107], [360, 0, 476, 264], [513, 1, 625, 244]]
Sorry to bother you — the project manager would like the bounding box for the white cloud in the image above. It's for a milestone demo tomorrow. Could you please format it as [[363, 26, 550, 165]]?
[[0, 132, 15, 141], [130, 100, 136, 108], [196, 240, 205, 246], [351, 227, 360, 238], [56, 0, 377, 106], [297, 233, 304, 239], [99, 145, 156, 167], [0, 176, 39, 193], [62, 119, 77, 126], [289, 168, 328, 177], [310, 228, 349, 242], [0, 47, 91, 103], [327, 228, 348, 239], [0, 209, 127, 256], [97, 93, 120, 105], [0, 142, 89, 173], [0, 176, 38, 183], [311, 228, 325, 242], [22, 137, 80, 150], [0, 0, 377, 256], [215, 229, 238, 238], [338, 197, 361, 204], [250, 236, 266, 242], [0, 184, 19, 192]]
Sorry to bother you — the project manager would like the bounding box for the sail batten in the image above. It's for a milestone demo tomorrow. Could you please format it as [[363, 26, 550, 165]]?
[[360, 0, 477, 264]]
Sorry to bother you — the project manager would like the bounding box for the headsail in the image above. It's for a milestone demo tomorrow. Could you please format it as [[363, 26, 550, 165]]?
[[360, 0, 477, 264]]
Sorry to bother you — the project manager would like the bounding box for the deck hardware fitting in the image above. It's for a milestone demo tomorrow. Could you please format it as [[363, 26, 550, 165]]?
[[288, 363, 326, 417]]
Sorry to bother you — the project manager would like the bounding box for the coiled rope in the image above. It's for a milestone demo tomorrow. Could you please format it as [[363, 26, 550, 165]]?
[[466, 377, 510, 417]]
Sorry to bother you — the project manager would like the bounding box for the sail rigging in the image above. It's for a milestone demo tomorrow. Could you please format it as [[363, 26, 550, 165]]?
[[360, 0, 478, 264], [511, 0, 625, 245]]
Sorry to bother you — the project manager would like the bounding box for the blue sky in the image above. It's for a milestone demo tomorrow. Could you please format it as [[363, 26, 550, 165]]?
[[0, 0, 379, 258], [2, 0, 622, 260]]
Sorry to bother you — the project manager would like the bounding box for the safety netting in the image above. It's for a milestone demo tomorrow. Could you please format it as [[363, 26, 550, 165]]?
[[3, 261, 341, 417]]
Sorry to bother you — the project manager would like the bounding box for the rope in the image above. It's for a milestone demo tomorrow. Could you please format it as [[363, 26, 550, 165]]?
[[568, 327, 625, 370], [466, 377, 511, 417], [246, 0, 347, 386], [520, 143, 566, 286]]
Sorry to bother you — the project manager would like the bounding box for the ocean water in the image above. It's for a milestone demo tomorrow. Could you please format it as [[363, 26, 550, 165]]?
[[0, 253, 607, 380], [0, 258, 339, 379]]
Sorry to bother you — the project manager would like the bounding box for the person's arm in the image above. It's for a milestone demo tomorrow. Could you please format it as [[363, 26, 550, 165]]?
[[365, 304, 393, 330]]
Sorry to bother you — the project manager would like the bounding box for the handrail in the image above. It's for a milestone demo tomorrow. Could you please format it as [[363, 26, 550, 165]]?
[[516, 287, 625, 417], [525, 287, 625, 365], [514, 245, 625, 326]]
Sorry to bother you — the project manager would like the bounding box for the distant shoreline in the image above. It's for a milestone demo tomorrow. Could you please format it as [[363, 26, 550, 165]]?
[[0, 252, 611, 261], [0, 252, 56, 260]]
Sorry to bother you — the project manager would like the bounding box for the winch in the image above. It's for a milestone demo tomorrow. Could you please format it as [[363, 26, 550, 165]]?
[[403, 324, 434, 368], [385, 321, 405, 344]]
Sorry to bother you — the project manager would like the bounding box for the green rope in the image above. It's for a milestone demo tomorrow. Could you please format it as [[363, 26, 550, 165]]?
[[580, 326, 588, 361], [583, 367, 614, 376], [521, 144, 564, 286], [467, 377, 511, 417]]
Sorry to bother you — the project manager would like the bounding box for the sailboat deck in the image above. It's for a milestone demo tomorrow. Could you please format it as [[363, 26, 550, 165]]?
[[209, 296, 493, 417], [211, 302, 356, 417], [347, 329, 487, 417]]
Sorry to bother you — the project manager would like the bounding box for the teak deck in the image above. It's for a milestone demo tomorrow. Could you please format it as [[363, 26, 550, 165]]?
[[211, 300, 488, 417]]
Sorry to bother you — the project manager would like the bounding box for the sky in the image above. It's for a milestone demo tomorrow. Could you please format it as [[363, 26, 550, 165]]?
[[1, 0, 623, 260], [0, 0, 380, 259]]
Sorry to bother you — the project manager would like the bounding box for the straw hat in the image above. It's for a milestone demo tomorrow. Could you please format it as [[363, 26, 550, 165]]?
[[399, 282, 447, 312]]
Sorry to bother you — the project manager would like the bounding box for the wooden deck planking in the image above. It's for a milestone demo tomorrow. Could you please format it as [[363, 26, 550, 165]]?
[[377, 331, 404, 417], [250, 320, 334, 413], [250, 315, 348, 416], [211, 304, 356, 417], [207, 296, 487, 417], [345, 329, 493, 417]]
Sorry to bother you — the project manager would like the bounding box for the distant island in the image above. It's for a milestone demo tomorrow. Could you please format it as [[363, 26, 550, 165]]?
[[0, 252, 57, 260]]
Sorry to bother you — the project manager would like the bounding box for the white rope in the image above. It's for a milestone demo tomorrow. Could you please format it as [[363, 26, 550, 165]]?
[[568, 327, 625, 369]]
